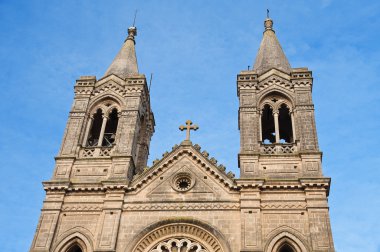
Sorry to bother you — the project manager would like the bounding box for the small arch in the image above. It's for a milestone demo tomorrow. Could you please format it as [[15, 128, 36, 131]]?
[[257, 87, 295, 107], [87, 108, 103, 146], [278, 103, 293, 143], [261, 104, 275, 144], [278, 243, 296, 252], [53, 231, 93, 252], [88, 92, 124, 110], [103, 108, 119, 147], [265, 230, 310, 252], [67, 244, 83, 252]]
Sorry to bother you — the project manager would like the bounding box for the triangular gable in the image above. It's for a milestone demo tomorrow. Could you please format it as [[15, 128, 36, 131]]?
[[256, 70, 294, 92], [127, 143, 238, 202]]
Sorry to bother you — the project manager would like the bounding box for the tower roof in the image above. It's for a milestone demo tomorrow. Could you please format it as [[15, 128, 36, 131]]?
[[253, 18, 291, 75], [104, 27, 139, 78]]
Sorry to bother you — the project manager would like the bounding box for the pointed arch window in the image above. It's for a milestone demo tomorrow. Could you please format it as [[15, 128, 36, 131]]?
[[260, 95, 295, 144], [86, 109, 103, 147], [278, 243, 295, 252], [66, 244, 83, 252], [261, 104, 276, 144], [278, 104, 293, 143], [83, 105, 120, 148], [103, 108, 119, 147]]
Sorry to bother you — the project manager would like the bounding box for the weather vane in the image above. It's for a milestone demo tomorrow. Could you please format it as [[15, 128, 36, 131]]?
[[133, 9, 138, 27]]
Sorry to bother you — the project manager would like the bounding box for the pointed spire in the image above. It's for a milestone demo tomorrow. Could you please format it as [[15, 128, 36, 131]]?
[[253, 17, 291, 75], [104, 27, 139, 78]]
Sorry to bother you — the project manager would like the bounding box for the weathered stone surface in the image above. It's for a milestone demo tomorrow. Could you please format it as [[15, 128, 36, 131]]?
[[31, 18, 334, 252]]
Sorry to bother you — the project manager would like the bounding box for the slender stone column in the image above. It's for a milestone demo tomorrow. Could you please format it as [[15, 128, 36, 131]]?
[[97, 115, 108, 147], [273, 111, 280, 143], [82, 116, 94, 146], [258, 111, 262, 142], [291, 111, 296, 142]]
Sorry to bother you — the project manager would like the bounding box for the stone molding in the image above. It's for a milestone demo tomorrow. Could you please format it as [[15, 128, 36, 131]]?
[[62, 204, 102, 211], [123, 202, 240, 211], [69, 112, 86, 117], [261, 202, 307, 209]]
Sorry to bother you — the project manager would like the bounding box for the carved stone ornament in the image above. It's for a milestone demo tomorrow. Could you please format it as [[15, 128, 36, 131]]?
[[150, 238, 208, 252], [171, 172, 195, 192]]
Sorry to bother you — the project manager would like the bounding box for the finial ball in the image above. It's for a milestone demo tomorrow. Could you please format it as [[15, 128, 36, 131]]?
[[128, 26, 137, 36], [264, 18, 273, 30]]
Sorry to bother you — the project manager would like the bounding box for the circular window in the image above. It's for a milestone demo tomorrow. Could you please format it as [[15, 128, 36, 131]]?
[[172, 173, 195, 192]]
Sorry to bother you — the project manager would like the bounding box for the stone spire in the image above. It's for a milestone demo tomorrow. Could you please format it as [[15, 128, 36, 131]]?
[[253, 18, 291, 75], [104, 27, 139, 78]]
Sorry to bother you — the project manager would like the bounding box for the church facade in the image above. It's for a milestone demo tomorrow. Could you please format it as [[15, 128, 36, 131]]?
[[30, 18, 335, 252]]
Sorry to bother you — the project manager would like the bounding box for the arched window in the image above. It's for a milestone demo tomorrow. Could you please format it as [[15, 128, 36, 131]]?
[[278, 104, 293, 143], [103, 108, 119, 147], [66, 244, 83, 252], [260, 95, 295, 144], [278, 243, 295, 252], [261, 104, 276, 144], [83, 103, 120, 148], [87, 109, 103, 147], [150, 238, 208, 252]]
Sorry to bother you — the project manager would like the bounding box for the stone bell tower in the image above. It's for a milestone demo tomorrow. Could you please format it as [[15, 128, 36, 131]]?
[[55, 26, 154, 181], [236, 17, 335, 251], [30, 26, 154, 251]]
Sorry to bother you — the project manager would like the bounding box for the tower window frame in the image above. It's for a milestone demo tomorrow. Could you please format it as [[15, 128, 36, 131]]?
[[259, 95, 295, 144], [83, 101, 121, 148]]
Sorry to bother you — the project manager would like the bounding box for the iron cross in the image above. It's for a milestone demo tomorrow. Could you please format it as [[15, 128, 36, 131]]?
[[179, 120, 199, 141]]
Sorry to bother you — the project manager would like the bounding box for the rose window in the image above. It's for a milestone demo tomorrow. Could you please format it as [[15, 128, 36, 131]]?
[[172, 173, 195, 192], [150, 238, 208, 252]]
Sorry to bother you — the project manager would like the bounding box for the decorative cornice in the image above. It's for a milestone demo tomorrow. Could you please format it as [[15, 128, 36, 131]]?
[[121, 110, 139, 116], [69, 112, 86, 117], [42, 181, 129, 193], [124, 202, 240, 211], [126, 79, 145, 85], [295, 105, 314, 110], [131, 143, 237, 190], [62, 204, 102, 211], [261, 202, 306, 209]]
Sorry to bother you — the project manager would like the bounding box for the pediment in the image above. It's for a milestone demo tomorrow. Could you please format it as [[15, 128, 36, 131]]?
[[93, 78, 126, 98], [257, 70, 294, 92], [96, 74, 126, 85], [127, 143, 238, 202]]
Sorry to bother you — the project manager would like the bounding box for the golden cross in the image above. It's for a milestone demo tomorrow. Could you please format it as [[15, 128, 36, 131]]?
[[179, 120, 199, 141]]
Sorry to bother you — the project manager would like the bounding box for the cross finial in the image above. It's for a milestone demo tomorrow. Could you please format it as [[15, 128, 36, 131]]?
[[179, 120, 199, 142]]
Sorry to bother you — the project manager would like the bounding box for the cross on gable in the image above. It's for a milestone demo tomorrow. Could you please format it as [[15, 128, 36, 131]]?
[[179, 120, 199, 141]]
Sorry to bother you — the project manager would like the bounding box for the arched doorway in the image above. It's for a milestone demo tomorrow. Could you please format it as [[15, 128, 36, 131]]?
[[66, 244, 83, 252], [128, 219, 231, 252], [277, 243, 296, 252]]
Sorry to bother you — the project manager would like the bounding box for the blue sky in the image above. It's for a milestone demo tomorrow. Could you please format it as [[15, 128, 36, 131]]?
[[0, 0, 379, 251]]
